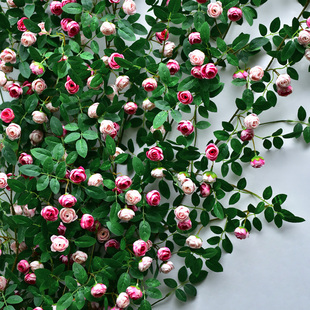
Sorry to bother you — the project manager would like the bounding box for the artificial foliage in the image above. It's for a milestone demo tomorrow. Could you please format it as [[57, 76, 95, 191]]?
[[0, 0, 308, 309]]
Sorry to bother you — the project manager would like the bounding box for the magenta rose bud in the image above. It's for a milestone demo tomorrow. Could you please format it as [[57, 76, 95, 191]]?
[[108, 53, 124, 69], [122, 0, 136, 15], [91, 283, 107, 298], [177, 120, 194, 136], [8, 83, 23, 98], [29, 61, 44, 75], [200, 182, 211, 197], [70, 166, 86, 183], [201, 63, 218, 79], [65, 76, 79, 94], [50, 1, 63, 15], [157, 247, 171, 261], [250, 156, 265, 168], [133, 239, 148, 257], [126, 286, 143, 300], [1, 108, 15, 123], [21, 31, 37, 47], [67, 21, 80, 37], [138, 256, 153, 272], [174, 206, 190, 222], [17, 260, 30, 273], [24, 273, 36, 285], [249, 66, 264, 81], [191, 66, 203, 79], [124, 102, 138, 115], [233, 70, 248, 80], [57, 222, 67, 235], [146, 190, 161, 206], [244, 113, 260, 129], [6, 123, 21, 141], [240, 128, 255, 141], [116, 292, 130, 309], [234, 227, 249, 239], [104, 239, 120, 250], [188, 49, 205, 66], [142, 78, 157, 92], [166, 59, 180, 75], [146, 146, 164, 161], [155, 29, 169, 43], [18, 153, 33, 165], [115, 175, 132, 190], [189, 32, 202, 44], [177, 90, 193, 104], [227, 7, 243, 21], [177, 219, 192, 231], [205, 143, 219, 161], [17, 17, 28, 31], [207, 1, 223, 18], [80, 214, 94, 230], [277, 85, 293, 96], [41, 206, 59, 221], [60, 18, 73, 31], [160, 261, 175, 274], [186, 235, 203, 249]]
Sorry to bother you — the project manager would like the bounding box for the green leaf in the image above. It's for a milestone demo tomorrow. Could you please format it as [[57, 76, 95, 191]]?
[[19, 165, 41, 177], [85, 186, 106, 199], [281, 41, 295, 61], [158, 62, 170, 84], [132, 157, 144, 176], [145, 278, 161, 287], [36, 175, 49, 191], [6, 296, 23, 305], [168, 0, 181, 13], [117, 273, 130, 293], [242, 6, 256, 26], [81, 0, 92, 11], [164, 278, 177, 288], [196, 121, 211, 129], [62, 3, 83, 14], [297, 106, 306, 121], [50, 178, 60, 194], [170, 110, 182, 123], [214, 130, 229, 141], [23, 19, 41, 33], [270, 17, 280, 32], [213, 202, 225, 219], [7, 179, 26, 193], [139, 300, 152, 310], [200, 22, 210, 43], [248, 37, 269, 51], [175, 289, 187, 302], [132, 23, 148, 35], [287, 67, 299, 80], [184, 283, 197, 297], [262, 186, 272, 200], [76, 139, 88, 158], [227, 53, 239, 66], [105, 134, 116, 156], [19, 62, 31, 78], [106, 221, 124, 236], [206, 259, 223, 272], [50, 116, 63, 136], [146, 287, 162, 299], [178, 266, 188, 282], [65, 276, 78, 291], [82, 130, 98, 140], [222, 235, 233, 254], [57, 293, 73, 310], [118, 23, 136, 41], [177, 76, 198, 91], [3, 146, 17, 165], [153, 110, 168, 129], [253, 217, 262, 231], [303, 126, 310, 143], [64, 132, 81, 143], [75, 235, 96, 248], [139, 221, 151, 241]]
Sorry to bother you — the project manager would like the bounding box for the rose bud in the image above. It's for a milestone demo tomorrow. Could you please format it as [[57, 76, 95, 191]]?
[[177, 90, 193, 104], [6, 0, 16, 8], [0, 71, 7, 86], [72, 251, 88, 264], [160, 261, 175, 274], [50, 235, 69, 252], [177, 172, 188, 183], [157, 247, 171, 261], [138, 256, 153, 272], [105, 239, 120, 250], [151, 167, 166, 178], [0, 276, 7, 291], [29, 130, 44, 146], [23, 205, 36, 218], [97, 227, 110, 243], [30, 261, 44, 272], [50, 1, 62, 15], [160, 41, 175, 57], [249, 66, 264, 81], [106, 84, 119, 101], [66, 21, 80, 37], [118, 208, 135, 222], [17, 260, 30, 274], [80, 214, 94, 230], [17, 17, 28, 32], [155, 29, 169, 43], [200, 182, 211, 197], [244, 113, 260, 129], [59, 255, 69, 265], [189, 32, 202, 45], [115, 75, 130, 91], [41, 206, 59, 221], [142, 78, 157, 92], [142, 98, 155, 111], [124, 102, 138, 115], [88, 102, 99, 118], [250, 156, 265, 168], [182, 179, 196, 195], [240, 128, 254, 141], [32, 111, 48, 124], [24, 273, 36, 285], [29, 61, 44, 75], [205, 143, 219, 161], [100, 21, 116, 36], [146, 146, 164, 161], [59, 208, 78, 224], [38, 22, 51, 36], [1, 108, 15, 123], [277, 85, 293, 96], [115, 175, 132, 190], [60, 18, 73, 31], [122, 0, 136, 15], [0, 48, 16, 64], [10, 241, 27, 254], [125, 190, 142, 205], [87, 75, 103, 90], [234, 227, 249, 239], [233, 70, 248, 80], [22, 80, 33, 94], [298, 29, 310, 46], [59, 194, 77, 208], [146, 190, 161, 206], [126, 286, 143, 300], [177, 120, 194, 136], [32, 78, 47, 94], [65, 76, 79, 94], [112, 147, 124, 160], [91, 283, 107, 298], [8, 83, 23, 98], [108, 53, 124, 70], [186, 235, 203, 249], [191, 65, 203, 79], [11, 204, 23, 215], [34, 308, 43, 310], [57, 222, 67, 235], [70, 167, 86, 183], [174, 206, 190, 222], [21, 31, 37, 47], [201, 63, 218, 79], [227, 7, 243, 21], [88, 173, 103, 187], [177, 219, 192, 231], [0, 61, 12, 74], [6, 123, 21, 141], [207, 1, 223, 18], [133, 239, 148, 257], [100, 120, 116, 137], [306, 48, 310, 61], [202, 171, 217, 183], [150, 124, 166, 136], [188, 49, 205, 66], [18, 153, 33, 166], [166, 59, 180, 75]]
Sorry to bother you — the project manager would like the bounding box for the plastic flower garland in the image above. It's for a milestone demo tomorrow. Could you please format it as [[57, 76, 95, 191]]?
[[0, 0, 308, 309]]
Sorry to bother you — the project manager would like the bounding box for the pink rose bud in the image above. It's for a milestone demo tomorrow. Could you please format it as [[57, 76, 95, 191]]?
[[157, 247, 171, 261], [227, 7, 243, 21], [124, 102, 138, 115], [116, 292, 130, 309], [118, 208, 135, 221], [59, 255, 70, 265], [100, 120, 117, 137], [100, 21, 116, 36], [50, 235, 69, 252], [240, 128, 254, 141], [21, 31, 37, 47], [177, 120, 194, 136], [115, 175, 132, 190], [205, 143, 219, 161], [277, 85, 293, 96], [72, 250, 88, 264], [59, 208, 78, 224], [29, 61, 44, 75], [32, 78, 47, 94], [32, 111, 48, 124], [186, 235, 203, 249], [189, 32, 202, 45], [151, 167, 166, 178], [10, 241, 27, 254], [244, 113, 260, 129], [201, 63, 218, 79], [200, 182, 211, 197], [17, 260, 30, 273], [0, 276, 7, 291], [298, 30, 310, 46], [146, 190, 161, 206], [0, 71, 7, 86], [142, 78, 157, 92], [207, 1, 223, 18], [0, 61, 12, 74], [177, 90, 193, 104], [125, 190, 142, 205], [166, 59, 180, 75], [6, 0, 16, 7], [115, 75, 130, 90], [249, 66, 264, 81], [234, 227, 249, 239], [62, 0, 77, 6], [18, 153, 33, 165], [91, 283, 107, 298], [30, 261, 44, 272], [97, 227, 110, 243], [177, 219, 192, 231], [160, 261, 175, 274], [202, 171, 217, 183], [80, 214, 94, 230], [67, 21, 80, 37], [146, 146, 164, 161], [197, 0, 208, 2], [174, 206, 190, 222], [60, 18, 73, 31], [50, 1, 63, 15], [8, 83, 23, 98], [57, 222, 67, 235], [24, 273, 36, 285], [29, 130, 44, 145], [188, 49, 205, 66], [11, 204, 23, 215], [34, 308, 43, 310], [122, 0, 136, 15], [108, 53, 124, 70], [133, 239, 148, 257], [138, 256, 153, 272], [191, 65, 203, 79], [70, 166, 86, 183], [0, 48, 17, 64], [182, 179, 196, 195], [177, 172, 188, 183], [65, 76, 79, 94], [307, 17, 310, 28], [150, 124, 166, 136], [160, 41, 176, 57], [233, 70, 248, 80], [59, 194, 77, 208], [276, 74, 291, 88], [38, 22, 51, 36], [41, 206, 59, 221], [23, 205, 36, 218], [112, 147, 124, 160], [17, 17, 28, 32], [88, 173, 103, 187], [6, 123, 21, 141], [1, 108, 15, 123], [105, 239, 120, 250], [126, 286, 143, 300], [250, 156, 265, 168], [88, 102, 99, 118], [142, 98, 155, 111], [155, 29, 169, 43]]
